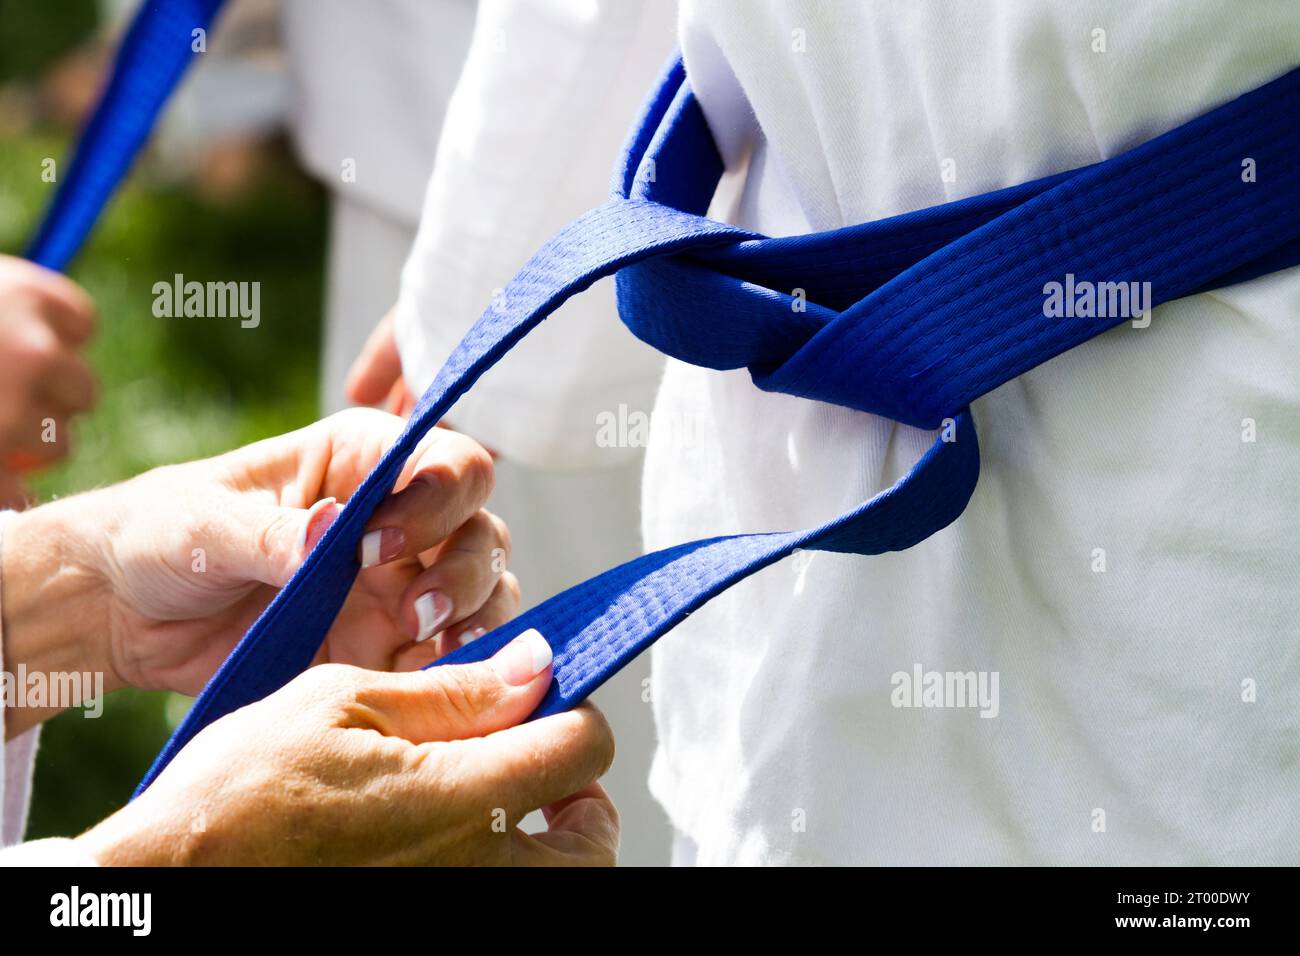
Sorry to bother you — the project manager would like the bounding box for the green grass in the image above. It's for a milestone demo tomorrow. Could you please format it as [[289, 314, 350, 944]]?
[[0, 0, 96, 84], [1, 130, 326, 837]]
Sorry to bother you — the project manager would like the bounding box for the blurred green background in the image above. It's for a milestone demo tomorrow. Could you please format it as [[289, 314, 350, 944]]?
[[1, 0, 326, 837]]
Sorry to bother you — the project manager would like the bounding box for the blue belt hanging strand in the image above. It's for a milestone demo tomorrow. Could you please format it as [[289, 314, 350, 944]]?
[[26, 0, 226, 271], [25, 0, 1300, 795]]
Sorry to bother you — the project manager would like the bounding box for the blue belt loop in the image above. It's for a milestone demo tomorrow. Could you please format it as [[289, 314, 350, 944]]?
[[22, 0, 1299, 796]]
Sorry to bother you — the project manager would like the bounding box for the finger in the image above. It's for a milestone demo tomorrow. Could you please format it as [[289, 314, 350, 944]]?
[[36, 348, 97, 412], [392, 573, 520, 671], [0, 412, 72, 465], [345, 311, 402, 406], [510, 783, 620, 866], [442, 418, 498, 459], [4, 259, 96, 344], [398, 511, 511, 643], [339, 629, 554, 742], [305, 408, 405, 504], [384, 379, 415, 417], [359, 428, 494, 568], [437, 573, 521, 656], [3, 306, 63, 368], [230, 495, 342, 587], [0, 325, 89, 456], [398, 384, 416, 417], [446, 702, 615, 824]]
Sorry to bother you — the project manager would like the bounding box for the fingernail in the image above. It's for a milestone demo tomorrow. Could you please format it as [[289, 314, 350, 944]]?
[[360, 527, 405, 568], [460, 626, 488, 646], [300, 498, 340, 554], [490, 628, 552, 686], [414, 590, 453, 643]]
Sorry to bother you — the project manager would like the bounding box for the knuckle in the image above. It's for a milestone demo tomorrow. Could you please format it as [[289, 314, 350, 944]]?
[[486, 511, 512, 562], [470, 446, 495, 500], [15, 330, 58, 365], [298, 662, 361, 703], [431, 666, 491, 726], [463, 509, 493, 535], [256, 509, 300, 561], [442, 434, 494, 502], [415, 458, 458, 494]]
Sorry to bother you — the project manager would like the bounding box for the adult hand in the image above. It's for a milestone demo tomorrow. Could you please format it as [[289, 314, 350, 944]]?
[[1, 408, 518, 734], [0, 255, 97, 471], [344, 308, 495, 460], [77, 635, 619, 866]]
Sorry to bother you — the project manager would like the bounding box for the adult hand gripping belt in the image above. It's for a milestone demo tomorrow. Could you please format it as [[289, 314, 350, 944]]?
[[22, 1, 1300, 796]]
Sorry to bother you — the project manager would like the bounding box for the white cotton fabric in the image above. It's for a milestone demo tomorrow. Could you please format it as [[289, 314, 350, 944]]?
[[280, 0, 476, 229], [279, 0, 477, 410], [394, 0, 676, 469], [0, 731, 38, 851], [0, 837, 97, 867], [395, 0, 1300, 864], [315, 195, 421, 413]]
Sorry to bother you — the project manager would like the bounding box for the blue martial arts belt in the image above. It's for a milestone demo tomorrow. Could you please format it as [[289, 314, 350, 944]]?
[[24, 1, 1300, 796]]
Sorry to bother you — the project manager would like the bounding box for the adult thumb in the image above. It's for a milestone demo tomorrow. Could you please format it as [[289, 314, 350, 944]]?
[[233, 495, 342, 587], [354, 629, 554, 743]]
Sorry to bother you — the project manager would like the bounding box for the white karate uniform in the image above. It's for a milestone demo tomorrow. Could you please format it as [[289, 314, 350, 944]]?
[[396, 0, 1300, 865], [647, 0, 1300, 866]]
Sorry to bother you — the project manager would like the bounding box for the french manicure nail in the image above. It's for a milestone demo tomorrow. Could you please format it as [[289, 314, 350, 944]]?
[[299, 498, 340, 554], [360, 527, 405, 568], [460, 626, 488, 646], [414, 590, 453, 643], [490, 628, 552, 686]]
